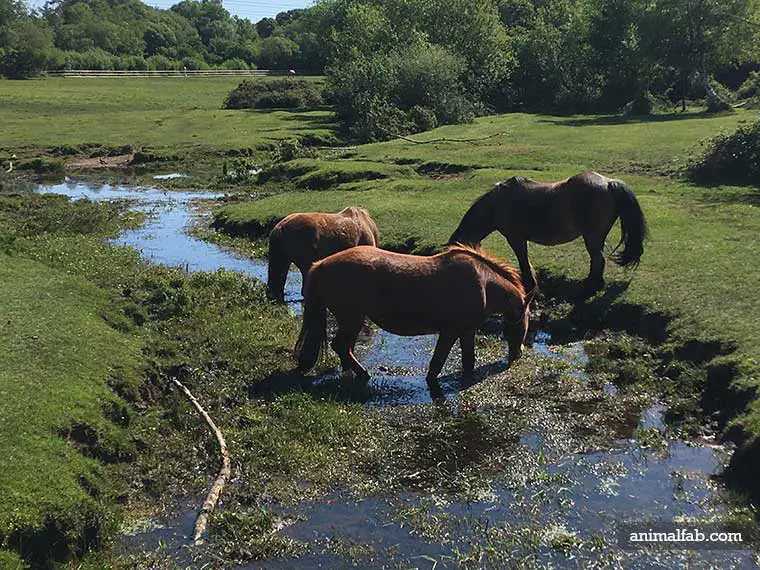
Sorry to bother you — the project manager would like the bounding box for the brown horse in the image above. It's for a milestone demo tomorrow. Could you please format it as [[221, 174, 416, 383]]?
[[294, 245, 534, 398], [448, 171, 647, 297], [267, 206, 380, 303]]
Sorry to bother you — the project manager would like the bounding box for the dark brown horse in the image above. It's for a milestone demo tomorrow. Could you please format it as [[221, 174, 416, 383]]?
[[294, 245, 534, 398], [448, 171, 647, 297], [267, 206, 380, 303]]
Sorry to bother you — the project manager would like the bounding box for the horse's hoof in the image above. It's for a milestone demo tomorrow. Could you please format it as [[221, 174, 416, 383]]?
[[579, 280, 603, 300]]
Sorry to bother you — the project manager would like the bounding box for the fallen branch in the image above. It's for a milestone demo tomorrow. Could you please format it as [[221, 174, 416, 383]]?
[[378, 127, 508, 145], [170, 376, 231, 545]]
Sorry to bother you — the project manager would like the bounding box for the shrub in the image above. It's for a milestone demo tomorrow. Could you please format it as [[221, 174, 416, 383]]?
[[218, 58, 249, 70], [738, 71, 760, 100], [223, 79, 323, 109], [147, 55, 178, 71], [688, 119, 760, 185], [327, 44, 475, 142], [623, 91, 655, 116], [182, 56, 210, 70], [121, 55, 148, 71]]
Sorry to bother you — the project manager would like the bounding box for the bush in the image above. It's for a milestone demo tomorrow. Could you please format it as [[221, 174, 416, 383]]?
[[327, 44, 475, 142], [147, 54, 178, 71], [688, 119, 760, 185], [738, 71, 760, 100], [182, 57, 210, 71], [623, 92, 655, 116], [219, 58, 249, 70], [223, 79, 323, 109]]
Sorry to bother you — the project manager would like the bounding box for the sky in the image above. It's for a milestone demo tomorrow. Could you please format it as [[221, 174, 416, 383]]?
[[27, 0, 315, 24]]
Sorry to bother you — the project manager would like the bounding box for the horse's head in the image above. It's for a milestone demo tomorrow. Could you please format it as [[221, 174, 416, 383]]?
[[447, 186, 500, 246], [504, 287, 535, 365]]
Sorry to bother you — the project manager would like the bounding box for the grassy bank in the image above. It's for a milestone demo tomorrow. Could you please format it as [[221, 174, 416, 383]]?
[[0, 194, 146, 567], [212, 109, 760, 496]]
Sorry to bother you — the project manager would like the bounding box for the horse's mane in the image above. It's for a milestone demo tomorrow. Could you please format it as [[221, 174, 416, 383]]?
[[339, 206, 370, 218], [445, 244, 524, 293]]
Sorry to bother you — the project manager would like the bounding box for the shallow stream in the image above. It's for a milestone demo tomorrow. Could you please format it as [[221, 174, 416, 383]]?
[[39, 180, 759, 569]]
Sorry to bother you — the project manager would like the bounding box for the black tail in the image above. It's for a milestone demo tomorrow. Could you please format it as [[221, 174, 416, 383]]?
[[267, 230, 290, 303], [609, 180, 648, 269], [293, 271, 327, 373]]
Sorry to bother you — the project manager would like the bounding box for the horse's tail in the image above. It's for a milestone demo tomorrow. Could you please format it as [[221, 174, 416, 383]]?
[[294, 270, 327, 373], [267, 228, 290, 303], [609, 179, 648, 269]]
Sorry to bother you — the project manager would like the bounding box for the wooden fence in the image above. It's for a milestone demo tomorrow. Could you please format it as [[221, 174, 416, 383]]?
[[46, 69, 315, 78]]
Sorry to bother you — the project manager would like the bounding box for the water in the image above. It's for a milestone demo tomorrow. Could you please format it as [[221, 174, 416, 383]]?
[[37, 180, 759, 569]]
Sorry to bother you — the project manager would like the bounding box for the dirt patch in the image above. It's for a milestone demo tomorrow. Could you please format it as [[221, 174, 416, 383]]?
[[69, 154, 134, 169]]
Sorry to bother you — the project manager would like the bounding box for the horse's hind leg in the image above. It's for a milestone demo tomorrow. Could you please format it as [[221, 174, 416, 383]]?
[[581, 233, 606, 297], [330, 313, 370, 382], [506, 235, 537, 293]]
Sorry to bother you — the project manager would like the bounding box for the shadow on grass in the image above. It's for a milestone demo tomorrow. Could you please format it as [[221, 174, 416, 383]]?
[[694, 187, 760, 207], [535, 270, 671, 345], [538, 111, 723, 128], [249, 359, 506, 405]]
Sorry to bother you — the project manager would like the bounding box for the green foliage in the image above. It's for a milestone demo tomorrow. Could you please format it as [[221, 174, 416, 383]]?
[[223, 78, 323, 109], [1, 19, 57, 79], [0, 194, 134, 238], [257, 35, 300, 69], [738, 71, 760, 102], [688, 119, 760, 185], [328, 44, 475, 141]]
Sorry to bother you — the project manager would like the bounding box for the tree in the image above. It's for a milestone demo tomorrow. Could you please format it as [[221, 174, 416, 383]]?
[[256, 35, 299, 69], [1, 18, 57, 78], [641, 0, 760, 110], [255, 16, 276, 38]]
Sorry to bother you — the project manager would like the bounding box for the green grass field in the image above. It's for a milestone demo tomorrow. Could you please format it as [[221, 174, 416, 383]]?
[[213, 109, 760, 477], [0, 77, 333, 158], [2, 77, 760, 566]]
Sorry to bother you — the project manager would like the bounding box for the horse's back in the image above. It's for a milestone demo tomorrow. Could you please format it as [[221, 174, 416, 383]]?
[[271, 209, 377, 262], [310, 247, 486, 333]]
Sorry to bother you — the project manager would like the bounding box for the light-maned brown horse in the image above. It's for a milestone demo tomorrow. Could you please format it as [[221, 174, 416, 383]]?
[[448, 171, 647, 297], [294, 244, 534, 398], [267, 206, 380, 303]]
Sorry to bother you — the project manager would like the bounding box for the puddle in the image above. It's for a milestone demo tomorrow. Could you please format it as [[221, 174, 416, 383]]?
[[36, 180, 759, 569], [153, 172, 191, 180]]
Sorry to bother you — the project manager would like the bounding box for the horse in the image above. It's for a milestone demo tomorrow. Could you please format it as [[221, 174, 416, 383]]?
[[294, 244, 535, 399], [448, 171, 647, 297], [267, 206, 380, 303]]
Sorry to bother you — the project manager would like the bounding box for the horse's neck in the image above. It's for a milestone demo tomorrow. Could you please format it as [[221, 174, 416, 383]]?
[[484, 274, 522, 317], [453, 196, 496, 244]]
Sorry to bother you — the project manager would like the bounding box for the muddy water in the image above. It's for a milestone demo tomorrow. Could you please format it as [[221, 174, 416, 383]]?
[[39, 181, 759, 569]]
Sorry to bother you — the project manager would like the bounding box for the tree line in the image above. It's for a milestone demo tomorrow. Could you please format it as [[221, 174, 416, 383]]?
[[0, 0, 324, 78], [2, 0, 759, 141]]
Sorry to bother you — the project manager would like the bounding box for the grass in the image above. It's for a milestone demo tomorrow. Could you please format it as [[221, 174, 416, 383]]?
[[3, 77, 760, 565], [0, 77, 334, 167], [0, 255, 142, 566], [212, 108, 760, 495]]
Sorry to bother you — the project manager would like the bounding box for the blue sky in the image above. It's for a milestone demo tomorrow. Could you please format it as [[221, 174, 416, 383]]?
[[27, 0, 315, 24]]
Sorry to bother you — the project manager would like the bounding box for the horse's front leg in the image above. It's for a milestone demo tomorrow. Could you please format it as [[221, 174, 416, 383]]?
[[505, 235, 537, 293], [426, 333, 457, 400]]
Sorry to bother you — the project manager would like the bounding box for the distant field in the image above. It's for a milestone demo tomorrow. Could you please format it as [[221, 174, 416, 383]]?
[[0, 76, 333, 155]]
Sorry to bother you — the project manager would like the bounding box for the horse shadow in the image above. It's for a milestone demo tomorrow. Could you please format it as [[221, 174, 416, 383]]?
[[249, 357, 510, 406], [533, 270, 671, 346]]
